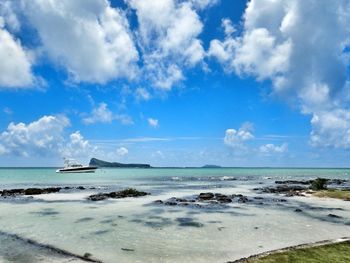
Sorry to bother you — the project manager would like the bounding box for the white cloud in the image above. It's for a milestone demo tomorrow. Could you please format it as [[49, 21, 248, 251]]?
[[116, 147, 128, 156], [83, 103, 134, 125], [115, 114, 134, 125], [128, 0, 207, 89], [0, 115, 70, 157], [83, 103, 113, 124], [224, 123, 254, 149], [22, 0, 139, 84], [210, 0, 350, 149], [0, 1, 20, 32], [310, 109, 350, 149], [259, 143, 288, 154], [0, 24, 34, 88], [61, 131, 96, 158], [0, 115, 98, 159], [148, 118, 159, 128], [135, 88, 151, 101]]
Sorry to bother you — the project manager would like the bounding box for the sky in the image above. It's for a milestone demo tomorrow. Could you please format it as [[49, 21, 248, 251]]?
[[0, 0, 350, 167]]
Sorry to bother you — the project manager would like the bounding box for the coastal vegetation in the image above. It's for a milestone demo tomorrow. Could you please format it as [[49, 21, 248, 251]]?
[[310, 178, 328, 190], [313, 189, 350, 201], [243, 240, 350, 263]]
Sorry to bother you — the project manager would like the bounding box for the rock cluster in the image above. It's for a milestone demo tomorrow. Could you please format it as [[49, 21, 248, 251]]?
[[88, 188, 149, 201], [153, 192, 273, 209], [1, 187, 61, 197], [256, 185, 307, 197]]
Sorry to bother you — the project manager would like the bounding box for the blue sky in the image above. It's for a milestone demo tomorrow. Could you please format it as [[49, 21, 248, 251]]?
[[0, 0, 350, 167]]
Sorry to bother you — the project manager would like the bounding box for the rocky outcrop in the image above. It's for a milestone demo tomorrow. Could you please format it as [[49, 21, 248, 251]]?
[[1, 187, 61, 197], [257, 185, 307, 196], [89, 158, 151, 168], [88, 188, 149, 201]]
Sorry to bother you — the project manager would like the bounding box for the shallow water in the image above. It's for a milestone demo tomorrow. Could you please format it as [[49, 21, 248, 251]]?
[[0, 168, 349, 262]]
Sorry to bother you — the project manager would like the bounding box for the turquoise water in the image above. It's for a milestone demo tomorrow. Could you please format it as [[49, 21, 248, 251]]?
[[1, 167, 349, 188]]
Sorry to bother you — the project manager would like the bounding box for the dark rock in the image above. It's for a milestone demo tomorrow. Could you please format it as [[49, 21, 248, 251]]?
[[174, 198, 188, 202], [24, 187, 61, 195], [328, 214, 342, 218], [198, 192, 214, 200], [259, 185, 306, 195], [164, 201, 177, 206], [275, 180, 312, 185], [24, 188, 43, 195], [88, 188, 149, 201], [216, 196, 232, 203], [1, 189, 24, 196], [295, 208, 303, 212], [154, 200, 163, 204], [88, 194, 109, 201], [83, 253, 92, 258], [238, 196, 249, 203], [77, 186, 85, 190]]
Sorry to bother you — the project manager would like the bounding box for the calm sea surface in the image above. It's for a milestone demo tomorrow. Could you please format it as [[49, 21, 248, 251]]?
[[1, 167, 349, 188]]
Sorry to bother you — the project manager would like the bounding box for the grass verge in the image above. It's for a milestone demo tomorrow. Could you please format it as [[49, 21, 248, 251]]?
[[312, 189, 350, 201], [240, 240, 350, 263]]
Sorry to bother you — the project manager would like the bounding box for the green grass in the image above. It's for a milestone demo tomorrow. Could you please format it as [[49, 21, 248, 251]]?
[[246, 241, 350, 263], [313, 189, 350, 200]]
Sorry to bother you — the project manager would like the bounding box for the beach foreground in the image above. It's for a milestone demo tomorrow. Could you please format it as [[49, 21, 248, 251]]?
[[0, 168, 349, 262]]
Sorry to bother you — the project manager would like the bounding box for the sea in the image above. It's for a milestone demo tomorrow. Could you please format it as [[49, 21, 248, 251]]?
[[0, 168, 349, 263]]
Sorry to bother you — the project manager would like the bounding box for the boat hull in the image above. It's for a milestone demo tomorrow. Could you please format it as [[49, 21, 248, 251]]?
[[56, 166, 98, 173]]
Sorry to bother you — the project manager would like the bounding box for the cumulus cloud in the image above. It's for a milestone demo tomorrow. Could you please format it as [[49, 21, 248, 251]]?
[[22, 0, 138, 84], [210, 0, 350, 149], [0, 115, 97, 158], [0, 23, 34, 88], [0, 115, 70, 157], [116, 147, 128, 156], [128, 0, 209, 89], [83, 103, 114, 124], [310, 110, 350, 149], [224, 123, 254, 149], [83, 103, 133, 125], [259, 143, 288, 154], [61, 131, 96, 158], [1, 0, 217, 90], [148, 118, 159, 128]]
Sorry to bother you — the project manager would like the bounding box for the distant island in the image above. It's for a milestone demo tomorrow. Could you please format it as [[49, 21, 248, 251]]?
[[201, 164, 222, 168], [89, 158, 152, 168]]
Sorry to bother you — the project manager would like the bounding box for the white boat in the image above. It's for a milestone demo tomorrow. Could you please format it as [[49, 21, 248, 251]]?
[[56, 159, 97, 173]]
